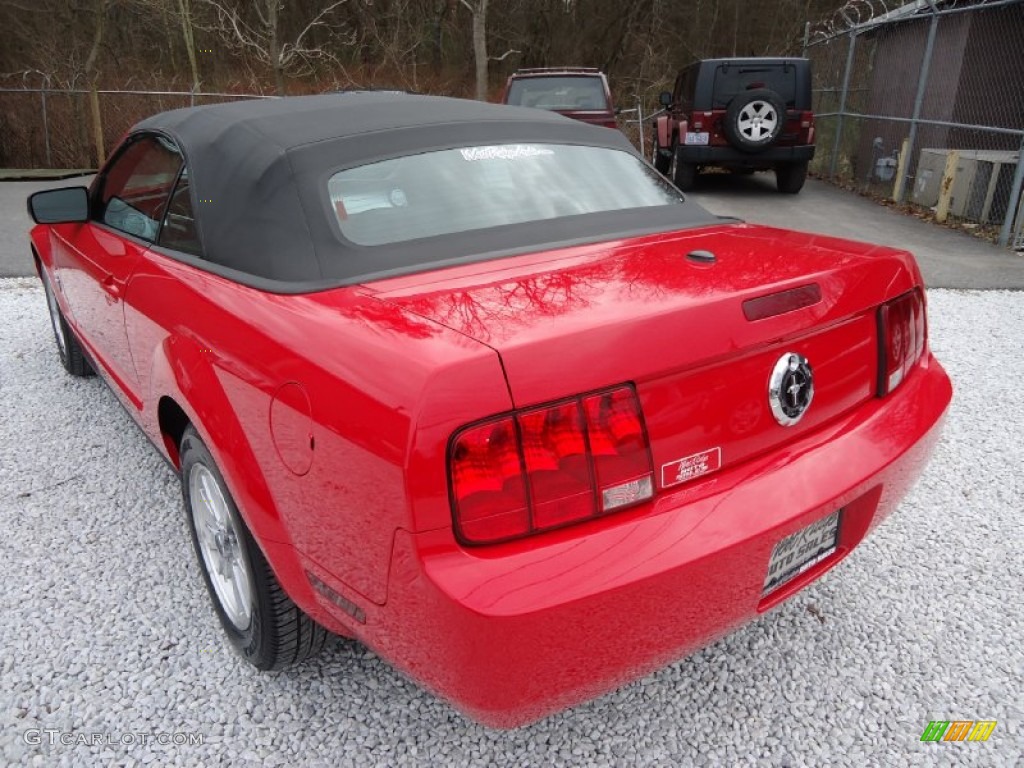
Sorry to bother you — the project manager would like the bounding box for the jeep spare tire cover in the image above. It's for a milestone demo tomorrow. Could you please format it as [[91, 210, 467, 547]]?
[[724, 88, 785, 153]]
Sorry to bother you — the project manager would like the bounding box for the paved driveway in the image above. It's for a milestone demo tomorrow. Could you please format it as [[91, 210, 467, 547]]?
[[3, 174, 1022, 287], [689, 174, 1024, 290], [0, 176, 92, 277]]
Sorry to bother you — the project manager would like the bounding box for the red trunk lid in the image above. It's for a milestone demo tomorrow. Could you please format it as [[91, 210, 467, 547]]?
[[367, 223, 920, 488]]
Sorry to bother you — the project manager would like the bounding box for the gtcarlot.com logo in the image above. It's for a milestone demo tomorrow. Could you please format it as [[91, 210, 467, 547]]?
[[920, 720, 997, 742], [24, 729, 204, 747]]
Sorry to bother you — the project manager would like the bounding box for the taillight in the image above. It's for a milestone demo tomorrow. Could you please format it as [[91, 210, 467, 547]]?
[[800, 111, 815, 144], [878, 289, 926, 395], [449, 385, 654, 545]]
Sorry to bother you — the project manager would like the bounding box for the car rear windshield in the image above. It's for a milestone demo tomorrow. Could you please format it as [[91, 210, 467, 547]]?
[[327, 144, 683, 247], [712, 63, 797, 108], [505, 77, 608, 111]]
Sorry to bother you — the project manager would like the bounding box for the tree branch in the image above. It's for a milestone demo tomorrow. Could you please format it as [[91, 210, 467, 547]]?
[[489, 48, 519, 62]]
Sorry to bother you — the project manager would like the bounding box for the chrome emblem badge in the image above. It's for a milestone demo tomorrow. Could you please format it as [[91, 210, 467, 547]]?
[[768, 352, 814, 426]]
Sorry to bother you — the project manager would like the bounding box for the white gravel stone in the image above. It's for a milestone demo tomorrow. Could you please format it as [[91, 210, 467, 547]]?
[[1, 278, 1021, 766]]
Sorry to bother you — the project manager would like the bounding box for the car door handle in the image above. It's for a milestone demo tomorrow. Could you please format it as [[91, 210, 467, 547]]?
[[102, 274, 121, 299]]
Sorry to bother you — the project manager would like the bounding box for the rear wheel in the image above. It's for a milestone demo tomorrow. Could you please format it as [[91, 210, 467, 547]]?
[[776, 161, 808, 194], [41, 269, 92, 377], [670, 140, 697, 191], [180, 426, 327, 669]]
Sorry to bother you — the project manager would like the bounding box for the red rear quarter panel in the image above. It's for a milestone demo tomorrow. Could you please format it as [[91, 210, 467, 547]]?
[[123, 254, 511, 613]]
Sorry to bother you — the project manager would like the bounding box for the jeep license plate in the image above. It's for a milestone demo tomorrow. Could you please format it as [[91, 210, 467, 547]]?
[[762, 510, 841, 596], [684, 132, 709, 146]]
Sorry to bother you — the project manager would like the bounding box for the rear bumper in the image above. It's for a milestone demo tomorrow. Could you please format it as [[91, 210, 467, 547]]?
[[370, 354, 951, 727], [678, 143, 815, 166]]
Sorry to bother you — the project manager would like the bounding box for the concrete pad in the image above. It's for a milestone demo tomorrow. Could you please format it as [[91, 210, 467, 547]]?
[[0, 169, 95, 180], [689, 174, 1024, 290], [0, 177, 94, 277]]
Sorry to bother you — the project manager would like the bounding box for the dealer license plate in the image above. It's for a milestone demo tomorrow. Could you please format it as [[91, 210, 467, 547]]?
[[762, 510, 841, 596], [684, 131, 709, 146]]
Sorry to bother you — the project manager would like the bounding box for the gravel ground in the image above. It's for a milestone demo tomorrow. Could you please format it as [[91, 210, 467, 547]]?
[[1, 278, 1021, 767]]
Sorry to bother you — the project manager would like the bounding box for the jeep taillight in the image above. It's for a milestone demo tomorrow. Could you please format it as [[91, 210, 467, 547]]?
[[878, 289, 926, 395], [449, 385, 654, 545], [800, 111, 815, 143]]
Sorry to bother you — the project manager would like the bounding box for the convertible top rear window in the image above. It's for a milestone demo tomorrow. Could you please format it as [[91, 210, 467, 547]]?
[[327, 144, 683, 247], [131, 93, 724, 290]]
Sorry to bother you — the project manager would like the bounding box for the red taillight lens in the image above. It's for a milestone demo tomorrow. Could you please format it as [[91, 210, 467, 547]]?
[[449, 417, 529, 544], [583, 388, 654, 512], [878, 289, 927, 395], [519, 402, 593, 529], [449, 385, 654, 545]]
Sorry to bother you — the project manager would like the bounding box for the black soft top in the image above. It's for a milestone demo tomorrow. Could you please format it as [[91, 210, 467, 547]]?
[[134, 92, 719, 290]]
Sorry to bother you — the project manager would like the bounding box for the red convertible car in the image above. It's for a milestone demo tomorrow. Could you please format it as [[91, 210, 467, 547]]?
[[28, 93, 951, 727]]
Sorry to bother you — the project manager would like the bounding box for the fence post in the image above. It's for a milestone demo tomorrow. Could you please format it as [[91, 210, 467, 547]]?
[[998, 133, 1024, 248], [894, 11, 939, 204], [802, 22, 810, 57], [829, 30, 857, 180], [41, 77, 52, 168], [637, 100, 645, 157]]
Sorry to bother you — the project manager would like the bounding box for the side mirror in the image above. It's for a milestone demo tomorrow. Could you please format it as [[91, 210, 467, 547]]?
[[659, 91, 672, 107], [27, 186, 89, 224]]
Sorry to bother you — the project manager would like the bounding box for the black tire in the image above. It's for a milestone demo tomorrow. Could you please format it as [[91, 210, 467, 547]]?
[[670, 141, 697, 191], [652, 133, 671, 174], [180, 426, 327, 670], [723, 88, 785, 153], [776, 161, 808, 194], [41, 269, 92, 377]]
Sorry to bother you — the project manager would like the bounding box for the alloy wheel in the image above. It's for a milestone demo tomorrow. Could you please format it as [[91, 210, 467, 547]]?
[[188, 463, 255, 631], [736, 101, 779, 143]]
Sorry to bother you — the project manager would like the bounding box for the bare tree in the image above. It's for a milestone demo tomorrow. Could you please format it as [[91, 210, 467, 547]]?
[[460, 0, 488, 100], [177, 0, 201, 91], [84, 0, 110, 165], [198, 0, 350, 95]]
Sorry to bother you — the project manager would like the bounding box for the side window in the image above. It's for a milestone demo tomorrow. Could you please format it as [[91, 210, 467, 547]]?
[[158, 168, 203, 258], [674, 68, 695, 113], [673, 72, 685, 104], [96, 135, 182, 242]]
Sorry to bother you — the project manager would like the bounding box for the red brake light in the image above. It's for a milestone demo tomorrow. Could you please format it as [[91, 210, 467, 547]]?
[[583, 389, 653, 512], [449, 417, 528, 544], [450, 385, 654, 545], [519, 402, 592, 529], [878, 289, 926, 395]]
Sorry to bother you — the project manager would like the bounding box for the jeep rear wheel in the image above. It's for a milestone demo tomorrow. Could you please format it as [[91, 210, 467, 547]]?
[[724, 89, 785, 153], [776, 161, 808, 194], [670, 141, 697, 191]]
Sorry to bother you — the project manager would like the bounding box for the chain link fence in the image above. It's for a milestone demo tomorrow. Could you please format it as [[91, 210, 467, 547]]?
[[805, 0, 1024, 249]]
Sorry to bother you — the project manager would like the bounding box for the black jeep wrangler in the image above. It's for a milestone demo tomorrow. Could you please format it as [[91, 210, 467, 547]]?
[[652, 58, 815, 193]]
